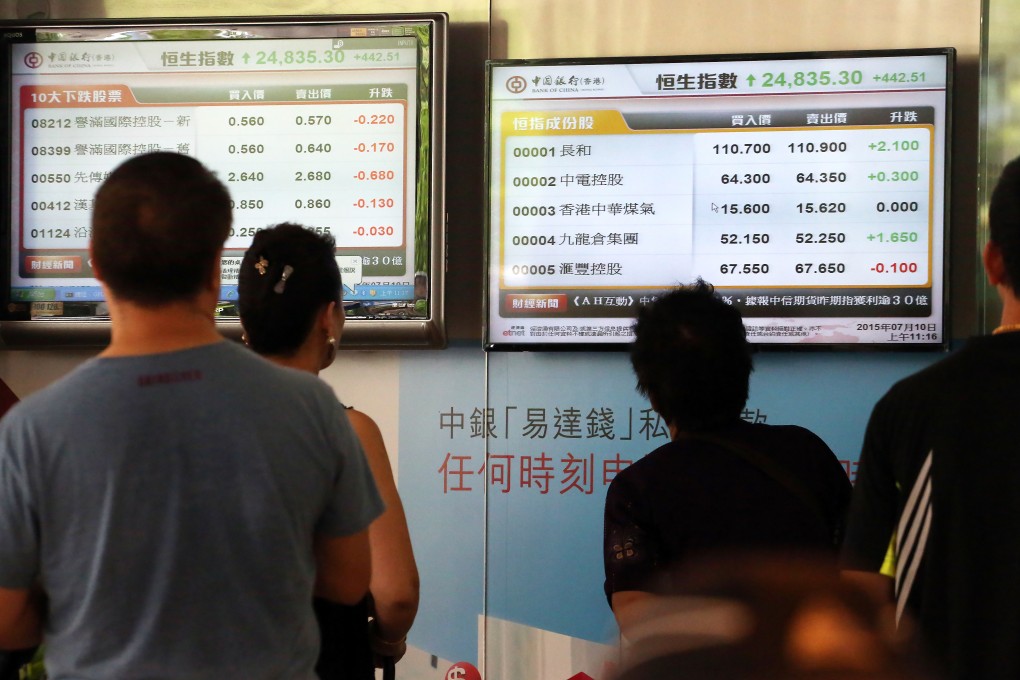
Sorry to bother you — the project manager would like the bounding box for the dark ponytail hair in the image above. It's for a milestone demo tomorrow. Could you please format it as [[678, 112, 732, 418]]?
[[238, 223, 341, 356]]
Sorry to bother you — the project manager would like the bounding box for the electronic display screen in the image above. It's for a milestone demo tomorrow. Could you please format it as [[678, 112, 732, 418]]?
[[0, 15, 446, 347], [485, 49, 953, 349]]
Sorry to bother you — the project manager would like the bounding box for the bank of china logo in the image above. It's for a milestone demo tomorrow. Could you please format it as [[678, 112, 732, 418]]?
[[24, 51, 43, 69], [506, 75, 527, 94]]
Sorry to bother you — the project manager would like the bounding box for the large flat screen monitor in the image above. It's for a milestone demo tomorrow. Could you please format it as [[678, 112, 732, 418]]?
[[485, 49, 953, 350], [0, 13, 446, 348]]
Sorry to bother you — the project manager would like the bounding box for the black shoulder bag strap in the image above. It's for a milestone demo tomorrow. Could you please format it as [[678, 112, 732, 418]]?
[[679, 433, 837, 546], [0, 648, 37, 680]]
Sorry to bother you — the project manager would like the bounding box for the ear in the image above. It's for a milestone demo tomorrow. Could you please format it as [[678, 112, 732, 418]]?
[[88, 241, 103, 282], [984, 241, 1008, 286], [209, 256, 222, 293], [328, 300, 346, 339], [318, 301, 338, 337]]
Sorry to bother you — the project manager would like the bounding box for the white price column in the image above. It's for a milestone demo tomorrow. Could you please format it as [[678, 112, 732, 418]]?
[[692, 126, 932, 287], [196, 101, 406, 249]]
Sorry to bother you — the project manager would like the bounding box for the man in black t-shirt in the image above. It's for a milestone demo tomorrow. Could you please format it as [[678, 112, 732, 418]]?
[[842, 157, 1020, 680], [603, 281, 852, 635]]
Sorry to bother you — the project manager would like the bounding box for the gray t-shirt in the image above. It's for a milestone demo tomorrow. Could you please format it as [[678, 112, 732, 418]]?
[[0, 341, 383, 680]]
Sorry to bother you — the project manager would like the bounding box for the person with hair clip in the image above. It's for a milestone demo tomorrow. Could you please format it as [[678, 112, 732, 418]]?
[[0, 155, 381, 679], [238, 223, 419, 680]]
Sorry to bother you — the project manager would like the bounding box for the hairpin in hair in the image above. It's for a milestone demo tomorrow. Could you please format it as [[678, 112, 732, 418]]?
[[255, 256, 269, 275], [273, 265, 294, 294]]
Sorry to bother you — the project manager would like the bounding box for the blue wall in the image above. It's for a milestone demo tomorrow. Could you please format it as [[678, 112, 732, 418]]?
[[399, 345, 943, 662]]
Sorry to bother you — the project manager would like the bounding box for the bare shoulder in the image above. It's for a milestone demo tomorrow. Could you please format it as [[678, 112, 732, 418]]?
[[345, 407, 383, 440], [343, 408, 394, 481]]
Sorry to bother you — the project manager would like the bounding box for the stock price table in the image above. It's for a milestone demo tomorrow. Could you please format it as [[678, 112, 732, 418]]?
[[19, 82, 411, 280], [498, 106, 936, 322]]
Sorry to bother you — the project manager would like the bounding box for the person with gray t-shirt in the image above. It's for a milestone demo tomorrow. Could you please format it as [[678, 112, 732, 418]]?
[[0, 153, 382, 679]]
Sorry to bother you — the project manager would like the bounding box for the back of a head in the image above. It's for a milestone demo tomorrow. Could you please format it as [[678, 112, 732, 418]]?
[[238, 223, 341, 356], [91, 152, 232, 306], [630, 280, 752, 432], [989, 156, 1020, 291]]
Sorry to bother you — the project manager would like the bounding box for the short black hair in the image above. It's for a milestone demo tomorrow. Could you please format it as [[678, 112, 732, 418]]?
[[989, 156, 1020, 290], [91, 152, 232, 306], [630, 280, 753, 431], [238, 223, 341, 356]]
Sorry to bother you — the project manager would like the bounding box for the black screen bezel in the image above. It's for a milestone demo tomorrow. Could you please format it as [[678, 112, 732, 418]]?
[[0, 13, 448, 349], [483, 47, 955, 352]]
